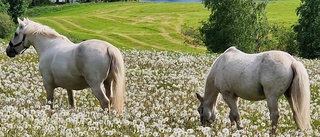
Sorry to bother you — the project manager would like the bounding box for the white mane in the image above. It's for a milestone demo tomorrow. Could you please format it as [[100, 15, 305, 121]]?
[[23, 19, 67, 39]]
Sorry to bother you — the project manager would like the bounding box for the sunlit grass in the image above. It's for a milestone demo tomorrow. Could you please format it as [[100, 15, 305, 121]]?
[[266, 0, 300, 28], [28, 2, 209, 52], [25, 0, 300, 52]]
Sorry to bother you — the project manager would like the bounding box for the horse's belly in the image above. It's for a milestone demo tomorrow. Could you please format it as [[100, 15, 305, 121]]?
[[234, 87, 266, 101], [237, 92, 266, 101], [54, 76, 89, 90]]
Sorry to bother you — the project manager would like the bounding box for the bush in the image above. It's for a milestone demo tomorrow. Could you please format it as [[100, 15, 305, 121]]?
[[29, 0, 54, 7], [25, 4, 78, 17], [270, 25, 298, 55], [181, 23, 204, 47], [0, 13, 14, 39]]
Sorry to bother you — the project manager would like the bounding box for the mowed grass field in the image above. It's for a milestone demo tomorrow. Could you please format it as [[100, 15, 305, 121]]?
[[28, 0, 300, 52]]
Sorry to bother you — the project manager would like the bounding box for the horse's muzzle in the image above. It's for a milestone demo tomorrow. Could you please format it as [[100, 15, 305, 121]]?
[[6, 46, 17, 58], [201, 120, 210, 126], [200, 117, 214, 126]]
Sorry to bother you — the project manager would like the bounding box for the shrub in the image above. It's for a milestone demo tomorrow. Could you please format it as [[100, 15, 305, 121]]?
[[181, 23, 204, 47], [271, 25, 298, 55], [29, 0, 54, 7], [0, 13, 14, 39]]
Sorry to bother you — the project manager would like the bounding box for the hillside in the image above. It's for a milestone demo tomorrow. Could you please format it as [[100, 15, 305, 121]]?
[[29, 1, 300, 52]]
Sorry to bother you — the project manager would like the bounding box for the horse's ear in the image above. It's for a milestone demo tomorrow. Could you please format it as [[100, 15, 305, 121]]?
[[196, 93, 203, 102], [17, 18, 26, 27], [17, 18, 22, 24]]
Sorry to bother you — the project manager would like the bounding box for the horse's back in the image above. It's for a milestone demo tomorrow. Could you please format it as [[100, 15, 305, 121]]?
[[211, 47, 296, 100]]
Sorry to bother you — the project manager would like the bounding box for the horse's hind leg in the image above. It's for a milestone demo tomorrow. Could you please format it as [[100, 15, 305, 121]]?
[[87, 80, 111, 111], [103, 78, 113, 105], [67, 89, 76, 108], [222, 93, 242, 129]]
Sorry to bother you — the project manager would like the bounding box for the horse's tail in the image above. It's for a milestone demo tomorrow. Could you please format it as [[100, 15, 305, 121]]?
[[289, 61, 311, 130], [108, 47, 125, 113]]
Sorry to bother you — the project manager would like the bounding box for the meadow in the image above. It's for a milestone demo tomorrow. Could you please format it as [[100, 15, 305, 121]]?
[[0, 43, 320, 136], [1, 0, 320, 136]]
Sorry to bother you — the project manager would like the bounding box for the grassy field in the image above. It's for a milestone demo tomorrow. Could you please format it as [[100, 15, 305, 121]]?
[[30, 3, 209, 52], [26, 0, 300, 52], [267, 0, 300, 27], [2, 0, 319, 136]]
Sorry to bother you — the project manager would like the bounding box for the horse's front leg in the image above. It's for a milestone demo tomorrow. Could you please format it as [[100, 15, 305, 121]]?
[[222, 93, 243, 129], [266, 97, 279, 134], [43, 83, 55, 109], [67, 89, 76, 108]]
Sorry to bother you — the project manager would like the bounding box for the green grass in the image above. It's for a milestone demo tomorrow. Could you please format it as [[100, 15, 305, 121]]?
[[28, 2, 209, 52], [266, 0, 300, 28], [26, 0, 300, 52]]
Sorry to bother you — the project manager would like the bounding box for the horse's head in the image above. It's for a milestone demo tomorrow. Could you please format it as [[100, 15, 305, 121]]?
[[6, 18, 31, 58], [196, 93, 215, 126]]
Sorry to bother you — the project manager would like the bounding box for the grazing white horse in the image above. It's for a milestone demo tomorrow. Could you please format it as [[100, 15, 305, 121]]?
[[196, 47, 311, 133], [6, 18, 125, 113]]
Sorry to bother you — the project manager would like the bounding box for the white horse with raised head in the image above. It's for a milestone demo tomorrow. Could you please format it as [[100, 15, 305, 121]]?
[[6, 18, 125, 113], [196, 47, 311, 133]]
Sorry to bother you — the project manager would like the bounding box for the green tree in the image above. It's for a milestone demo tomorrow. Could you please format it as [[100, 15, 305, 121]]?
[[4, 0, 31, 24], [293, 0, 320, 59], [0, 0, 9, 13], [200, 0, 269, 53]]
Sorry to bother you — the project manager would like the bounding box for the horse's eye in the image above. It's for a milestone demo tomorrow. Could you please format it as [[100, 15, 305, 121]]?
[[14, 33, 18, 37]]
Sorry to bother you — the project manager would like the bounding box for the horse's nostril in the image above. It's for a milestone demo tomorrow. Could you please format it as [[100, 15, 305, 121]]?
[[6, 52, 16, 58]]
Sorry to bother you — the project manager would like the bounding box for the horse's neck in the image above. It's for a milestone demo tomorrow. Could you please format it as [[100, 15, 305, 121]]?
[[31, 35, 73, 57], [202, 90, 216, 109], [203, 93, 215, 108]]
